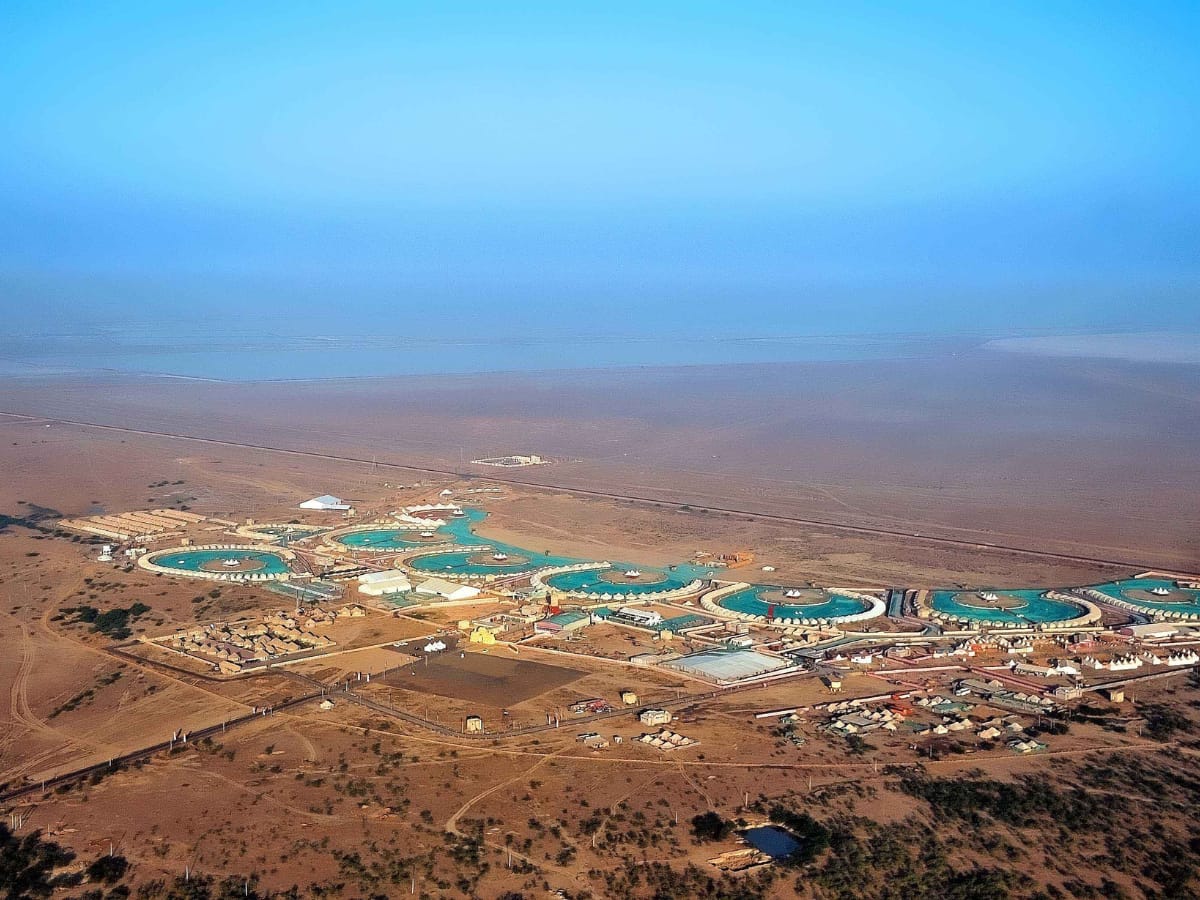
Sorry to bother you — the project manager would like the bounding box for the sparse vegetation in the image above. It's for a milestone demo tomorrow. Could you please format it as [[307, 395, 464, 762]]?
[[690, 811, 733, 843], [59, 603, 151, 640]]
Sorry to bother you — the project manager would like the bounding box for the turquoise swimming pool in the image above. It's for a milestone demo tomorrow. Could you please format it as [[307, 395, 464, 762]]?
[[929, 589, 1084, 624], [1087, 578, 1200, 616], [544, 563, 710, 596], [409, 548, 563, 576], [254, 525, 324, 536], [152, 548, 292, 576], [337, 528, 451, 550], [405, 507, 579, 575], [718, 585, 873, 620]]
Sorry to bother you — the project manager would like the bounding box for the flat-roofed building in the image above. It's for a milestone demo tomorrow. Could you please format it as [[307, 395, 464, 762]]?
[[663, 647, 789, 683]]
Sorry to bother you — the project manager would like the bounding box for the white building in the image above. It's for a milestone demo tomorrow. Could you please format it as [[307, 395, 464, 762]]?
[[616, 606, 664, 627], [1119, 623, 1179, 640], [359, 569, 407, 584], [358, 576, 413, 597], [639, 708, 672, 726], [300, 494, 350, 511], [415, 578, 481, 602]]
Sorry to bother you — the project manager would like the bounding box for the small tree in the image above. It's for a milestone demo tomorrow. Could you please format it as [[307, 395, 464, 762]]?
[[690, 812, 733, 843], [86, 853, 129, 884]]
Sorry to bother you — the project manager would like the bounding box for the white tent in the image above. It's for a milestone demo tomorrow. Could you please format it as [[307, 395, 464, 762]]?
[[415, 577, 480, 602], [358, 577, 413, 597], [358, 569, 408, 584], [300, 494, 350, 511]]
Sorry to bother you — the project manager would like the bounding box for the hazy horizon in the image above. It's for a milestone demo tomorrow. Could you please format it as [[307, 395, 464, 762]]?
[[3, 1, 1198, 369]]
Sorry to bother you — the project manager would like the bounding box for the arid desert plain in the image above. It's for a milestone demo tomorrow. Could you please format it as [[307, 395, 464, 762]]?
[[2, 355, 1200, 899]]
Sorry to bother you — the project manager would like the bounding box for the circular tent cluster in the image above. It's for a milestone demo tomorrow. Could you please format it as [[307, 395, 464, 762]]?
[[533, 563, 705, 602], [702, 584, 884, 626], [138, 545, 296, 581], [406, 546, 550, 581], [925, 589, 1096, 629], [331, 525, 451, 552], [1080, 579, 1200, 622]]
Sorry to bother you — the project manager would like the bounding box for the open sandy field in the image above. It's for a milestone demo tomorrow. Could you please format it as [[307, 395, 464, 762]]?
[[379, 652, 587, 707], [1, 353, 1197, 575]]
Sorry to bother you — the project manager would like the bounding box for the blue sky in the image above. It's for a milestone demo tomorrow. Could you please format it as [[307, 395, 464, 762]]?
[[1, 1, 1197, 338]]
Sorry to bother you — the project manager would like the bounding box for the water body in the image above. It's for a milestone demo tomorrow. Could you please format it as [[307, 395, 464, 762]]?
[[929, 589, 1083, 624], [153, 548, 292, 575], [543, 564, 710, 596], [985, 332, 1200, 365], [386, 508, 714, 586], [719, 585, 871, 620], [1088, 579, 1200, 617], [742, 826, 800, 859], [337, 528, 453, 551], [410, 548, 571, 576], [0, 331, 955, 382]]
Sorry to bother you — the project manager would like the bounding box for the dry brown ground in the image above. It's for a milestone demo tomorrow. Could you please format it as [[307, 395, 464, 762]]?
[[2, 392, 1199, 897], [2, 353, 1197, 573]]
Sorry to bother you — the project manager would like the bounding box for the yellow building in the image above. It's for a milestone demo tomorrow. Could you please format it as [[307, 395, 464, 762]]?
[[469, 626, 497, 645]]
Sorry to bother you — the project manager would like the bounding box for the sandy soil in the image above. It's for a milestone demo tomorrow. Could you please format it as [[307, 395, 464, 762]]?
[[2, 364, 1199, 898], [1, 354, 1196, 572]]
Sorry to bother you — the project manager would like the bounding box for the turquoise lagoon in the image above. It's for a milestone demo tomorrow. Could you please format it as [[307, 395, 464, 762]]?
[[718, 585, 872, 620], [154, 548, 292, 575], [1087, 579, 1200, 617], [337, 528, 453, 551], [929, 589, 1083, 624], [543, 562, 712, 596]]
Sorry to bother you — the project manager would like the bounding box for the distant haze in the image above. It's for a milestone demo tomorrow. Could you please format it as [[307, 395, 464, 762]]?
[[987, 333, 1200, 366], [1, 2, 1198, 374]]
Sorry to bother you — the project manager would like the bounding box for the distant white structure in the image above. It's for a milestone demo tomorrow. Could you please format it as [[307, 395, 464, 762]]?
[[471, 454, 547, 468], [300, 495, 350, 511]]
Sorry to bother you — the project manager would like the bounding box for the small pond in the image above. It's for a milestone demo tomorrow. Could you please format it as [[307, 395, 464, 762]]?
[[742, 826, 799, 859]]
